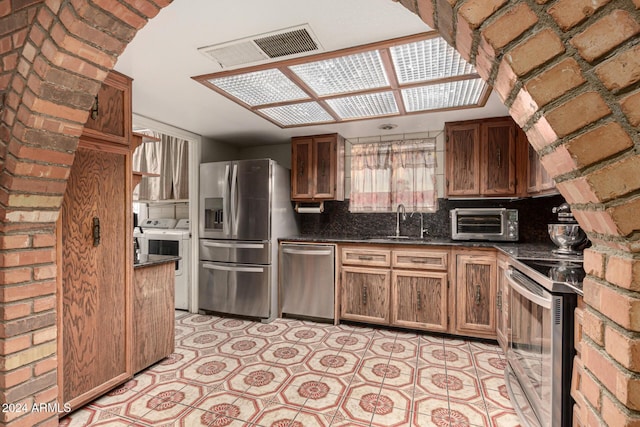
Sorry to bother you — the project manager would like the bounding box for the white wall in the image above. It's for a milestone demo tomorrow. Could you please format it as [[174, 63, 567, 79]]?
[[200, 137, 241, 163], [238, 143, 291, 168]]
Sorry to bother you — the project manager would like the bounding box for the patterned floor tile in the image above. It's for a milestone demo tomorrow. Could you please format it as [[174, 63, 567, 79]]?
[[64, 313, 521, 427]]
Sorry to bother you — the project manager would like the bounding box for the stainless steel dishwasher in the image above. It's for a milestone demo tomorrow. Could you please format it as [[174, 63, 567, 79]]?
[[280, 243, 335, 321]]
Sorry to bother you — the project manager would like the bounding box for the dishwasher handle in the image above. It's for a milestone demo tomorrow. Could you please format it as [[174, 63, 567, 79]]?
[[282, 248, 333, 256]]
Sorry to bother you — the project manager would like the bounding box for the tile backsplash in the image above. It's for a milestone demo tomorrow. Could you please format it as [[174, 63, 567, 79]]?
[[297, 194, 565, 243]]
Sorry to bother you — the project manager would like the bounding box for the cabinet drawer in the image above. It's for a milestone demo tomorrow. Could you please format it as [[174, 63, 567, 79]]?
[[392, 250, 448, 270], [341, 247, 391, 267]]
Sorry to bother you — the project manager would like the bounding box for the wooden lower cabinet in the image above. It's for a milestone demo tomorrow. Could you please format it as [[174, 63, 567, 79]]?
[[341, 266, 390, 324], [58, 143, 132, 410], [454, 251, 497, 339], [132, 261, 175, 373], [391, 270, 448, 332], [340, 246, 450, 334]]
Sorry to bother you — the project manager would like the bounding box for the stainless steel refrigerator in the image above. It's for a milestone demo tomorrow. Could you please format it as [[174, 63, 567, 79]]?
[[198, 159, 298, 322]]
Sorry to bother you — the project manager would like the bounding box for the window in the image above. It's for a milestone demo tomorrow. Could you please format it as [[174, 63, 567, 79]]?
[[349, 139, 437, 213]]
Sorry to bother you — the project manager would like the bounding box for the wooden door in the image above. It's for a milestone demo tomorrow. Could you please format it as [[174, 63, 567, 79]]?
[[454, 252, 497, 339], [291, 137, 314, 199], [391, 270, 448, 332], [60, 145, 131, 409], [446, 122, 480, 196], [313, 135, 336, 199], [340, 266, 390, 325], [481, 119, 516, 195]]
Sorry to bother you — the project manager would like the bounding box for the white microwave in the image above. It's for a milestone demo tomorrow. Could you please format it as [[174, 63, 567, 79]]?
[[450, 208, 519, 241]]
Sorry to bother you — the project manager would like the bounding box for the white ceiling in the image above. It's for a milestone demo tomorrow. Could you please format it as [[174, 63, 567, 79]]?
[[114, 0, 508, 146]]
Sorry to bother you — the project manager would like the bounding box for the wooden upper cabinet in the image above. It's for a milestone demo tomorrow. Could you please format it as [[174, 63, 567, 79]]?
[[291, 133, 344, 201], [446, 122, 480, 196], [481, 119, 516, 195], [82, 70, 132, 147], [526, 133, 557, 196], [446, 117, 521, 198]]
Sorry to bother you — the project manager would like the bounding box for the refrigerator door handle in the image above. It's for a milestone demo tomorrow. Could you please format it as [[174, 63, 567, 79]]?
[[202, 262, 264, 274], [223, 164, 231, 237], [231, 163, 239, 238]]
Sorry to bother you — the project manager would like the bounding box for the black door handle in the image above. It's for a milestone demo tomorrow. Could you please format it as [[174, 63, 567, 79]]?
[[93, 217, 100, 246]]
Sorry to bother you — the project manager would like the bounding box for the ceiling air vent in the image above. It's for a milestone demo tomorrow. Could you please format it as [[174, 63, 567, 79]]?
[[198, 25, 322, 69]]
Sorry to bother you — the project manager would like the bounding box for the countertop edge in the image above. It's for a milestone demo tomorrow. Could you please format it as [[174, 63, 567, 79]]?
[[134, 254, 180, 269]]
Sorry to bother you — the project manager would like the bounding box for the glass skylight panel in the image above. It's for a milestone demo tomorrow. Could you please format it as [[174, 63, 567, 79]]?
[[390, 38, 476, 84], [290, 51, 389, 96], [258, 102, 334, 126], [402, 79, 486, 112], [207, 69, 308, 106], [326, 92, 398, 119]]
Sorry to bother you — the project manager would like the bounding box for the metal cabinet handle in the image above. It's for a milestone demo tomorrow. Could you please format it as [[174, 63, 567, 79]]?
[[497, 291, 502, 311], [411, 258, 427, 263], [475, 285, 481, 304], [417, 289, 422, 311], [497, 147, 502, 168], [92, 217, 100, 247], [362, 284, 368, 305], [358, 255, 374, 261]]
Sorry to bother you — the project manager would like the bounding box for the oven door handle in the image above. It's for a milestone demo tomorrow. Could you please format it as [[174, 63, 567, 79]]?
[[505, 269, 552, 309]]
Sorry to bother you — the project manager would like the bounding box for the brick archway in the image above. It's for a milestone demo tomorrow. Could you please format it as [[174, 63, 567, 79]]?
[[0, 0, 637, 425]]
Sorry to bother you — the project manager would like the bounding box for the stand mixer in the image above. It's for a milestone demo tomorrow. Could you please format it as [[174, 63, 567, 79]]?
[[548, 203, 588, 255]]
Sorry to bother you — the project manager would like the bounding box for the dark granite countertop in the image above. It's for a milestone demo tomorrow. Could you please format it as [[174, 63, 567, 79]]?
[[279, 235, 564, 258], [134, 254, 180, 269]]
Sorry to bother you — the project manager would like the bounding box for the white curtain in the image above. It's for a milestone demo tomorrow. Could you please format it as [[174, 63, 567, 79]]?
[[133, 132, 189, 201], [350, 139, 437, 213]]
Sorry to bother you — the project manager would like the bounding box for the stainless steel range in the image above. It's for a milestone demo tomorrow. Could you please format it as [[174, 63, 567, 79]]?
[[504, 255, 582, 427]]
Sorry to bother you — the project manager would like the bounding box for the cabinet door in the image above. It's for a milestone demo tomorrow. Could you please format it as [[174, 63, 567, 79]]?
[[446, 123, 480, 196], [291, 137, 314, 199], [340, 266, 389, 325], [313, 135, 336, 199], [454, 253, 497, 339], [60, 145, 131, 409], [82, 71, 132, 146], [392, 270, 448, 332], [496, 255, 509, 352], [481, 120, 516, 195]]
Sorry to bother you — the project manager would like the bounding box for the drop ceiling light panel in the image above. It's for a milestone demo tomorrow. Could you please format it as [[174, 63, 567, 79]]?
[[193, 32, 489, 128], [402, 79, 486, 112], [207, 69, 309, 106], [327, 92, 398, 119], [289, 51, 389, 96], [390, 38, 476, 84], [259, 102, 334, 126]]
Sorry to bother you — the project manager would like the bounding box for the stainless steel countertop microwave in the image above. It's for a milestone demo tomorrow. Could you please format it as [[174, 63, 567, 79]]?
[[450, 208, 519, 242]]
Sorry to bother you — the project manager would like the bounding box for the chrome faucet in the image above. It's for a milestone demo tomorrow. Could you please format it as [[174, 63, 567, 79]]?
[[396, 204, 406, 237], [420, 213, 429, 239]]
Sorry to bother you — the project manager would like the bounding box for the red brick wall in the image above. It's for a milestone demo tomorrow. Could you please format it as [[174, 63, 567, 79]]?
[[0, 0, 635, 425]]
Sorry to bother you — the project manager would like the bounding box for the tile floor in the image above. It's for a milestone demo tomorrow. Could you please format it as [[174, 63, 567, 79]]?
[[59, 312, 522, 427]]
